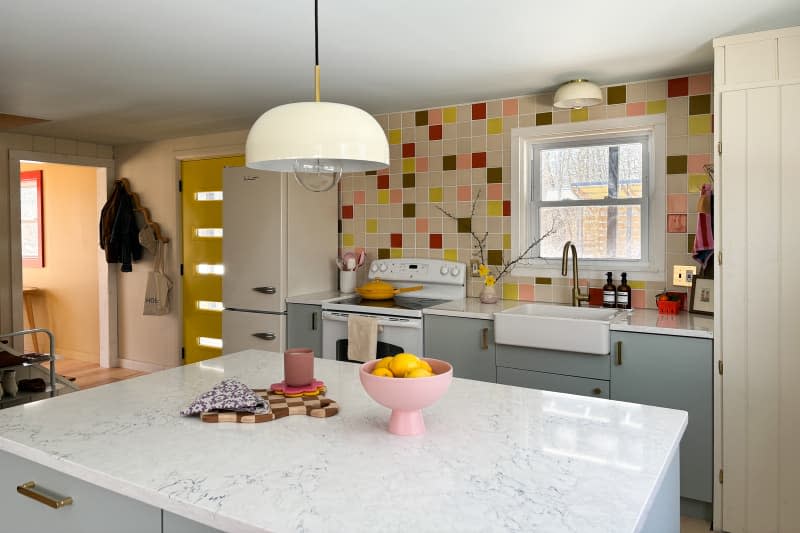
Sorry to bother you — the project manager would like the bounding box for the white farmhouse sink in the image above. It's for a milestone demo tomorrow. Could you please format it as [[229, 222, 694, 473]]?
[[494, 303, 620, 355]]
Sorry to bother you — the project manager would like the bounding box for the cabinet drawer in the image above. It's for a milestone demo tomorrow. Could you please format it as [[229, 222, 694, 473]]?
[[496, 344, 610, 380], [222, 310, 285, 354], [497, 367, 609, 398], [0, 449, 160, 533]]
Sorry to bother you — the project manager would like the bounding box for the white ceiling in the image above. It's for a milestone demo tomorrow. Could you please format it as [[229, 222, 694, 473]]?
[[2, 0, 799, 145]]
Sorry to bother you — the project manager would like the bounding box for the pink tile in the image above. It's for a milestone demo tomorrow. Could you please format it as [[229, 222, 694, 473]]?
[[457, 153, 471, 170], [416, 156, 428, 172], [353, 190, 366, 204], [457, 185, 472, 201], [667, 214, 687, 233], [667, 194, 688, 213], [428, 108, 442, 125], [626, 102, 646, 116], [518, 283, 534, 301], [688, 74, 712, 95], [390, 189, 403, 204], [416, 218, 428, 233], [687, 154, 711, 174], [631, 289, 646, 309], [487, 183, 503, 200], [502, 98, 519, 116]]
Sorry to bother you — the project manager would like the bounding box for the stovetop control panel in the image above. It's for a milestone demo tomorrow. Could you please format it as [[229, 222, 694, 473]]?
[[368, 258, 466, 287]]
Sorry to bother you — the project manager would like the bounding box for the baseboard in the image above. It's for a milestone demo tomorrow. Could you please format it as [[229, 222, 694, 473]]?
[[118, 358, 173, 373], [681, 497, 712, 521]]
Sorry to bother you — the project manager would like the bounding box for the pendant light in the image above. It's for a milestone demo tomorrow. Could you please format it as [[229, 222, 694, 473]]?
[[246, 0, 389, 192], [553, 79, 603, 109]]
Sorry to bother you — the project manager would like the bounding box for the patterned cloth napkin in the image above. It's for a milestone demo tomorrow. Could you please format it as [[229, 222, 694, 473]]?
[[180, 379, 269, 416]]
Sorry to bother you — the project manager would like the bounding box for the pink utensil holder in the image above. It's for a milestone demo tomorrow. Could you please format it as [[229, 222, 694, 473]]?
[[284, 348, 315, 387]]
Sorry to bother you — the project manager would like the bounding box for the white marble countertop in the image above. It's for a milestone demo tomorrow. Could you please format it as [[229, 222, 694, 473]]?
[[424, 297, 521, 319], [285, 290, 351, 305], [0, 351, 687, 533]]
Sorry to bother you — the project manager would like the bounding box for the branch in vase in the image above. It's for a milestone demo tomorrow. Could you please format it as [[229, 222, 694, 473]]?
[[493, 226, 557, 282]]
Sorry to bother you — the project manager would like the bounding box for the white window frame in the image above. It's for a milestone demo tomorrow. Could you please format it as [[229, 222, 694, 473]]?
[[511, 115, 666, 281]]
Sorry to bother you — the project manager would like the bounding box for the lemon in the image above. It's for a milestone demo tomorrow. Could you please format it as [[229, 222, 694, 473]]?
[[388, 353, 421, 378], [375, 356, 394, 370], [372, 367, 394, 378], [405, 368, 434, 378], [417, 359, 433, 373]]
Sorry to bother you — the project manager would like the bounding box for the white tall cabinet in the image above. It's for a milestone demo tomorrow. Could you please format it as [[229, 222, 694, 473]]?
[[714, 26, 800, 532]]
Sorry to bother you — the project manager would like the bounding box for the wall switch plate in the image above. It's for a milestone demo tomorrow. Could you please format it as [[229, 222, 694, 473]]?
[[673, 265, 696, 287], [470, 258, 481, 277]]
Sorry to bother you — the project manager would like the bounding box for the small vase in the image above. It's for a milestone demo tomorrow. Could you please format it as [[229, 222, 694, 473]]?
[[2, 370, 18, 398], [479, 285, 498, 304]]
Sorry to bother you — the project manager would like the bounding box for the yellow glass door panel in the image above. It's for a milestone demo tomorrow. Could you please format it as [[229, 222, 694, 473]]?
[[181, 156, 244, 364]]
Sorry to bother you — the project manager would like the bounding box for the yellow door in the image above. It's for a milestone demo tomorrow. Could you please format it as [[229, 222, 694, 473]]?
[[180, 156, 244, 364]]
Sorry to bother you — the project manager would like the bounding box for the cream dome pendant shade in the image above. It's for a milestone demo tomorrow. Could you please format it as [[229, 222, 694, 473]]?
[[553, 79, 603, 109], [245, 0, 389, 192]]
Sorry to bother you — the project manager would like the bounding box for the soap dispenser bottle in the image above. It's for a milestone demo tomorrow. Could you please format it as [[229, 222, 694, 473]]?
[[602, 272, 617, 308], [617, 272, 632, 309]]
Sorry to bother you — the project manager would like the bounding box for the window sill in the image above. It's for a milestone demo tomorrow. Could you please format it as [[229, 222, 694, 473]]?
[[509, 261, 666, 283]]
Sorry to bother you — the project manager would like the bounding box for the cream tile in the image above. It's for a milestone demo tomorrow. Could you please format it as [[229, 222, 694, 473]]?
[[627, 82, 646, 102], [458, 138, 471, 153], [471, 120, 486, 137], [646, 79, 667, 100], [667, 96, 688, 118], [487, 134, 503, 151], [518, 94, 536, 114], [519, 114, 535, 127], [668, 136, 689, 156], [457, 105, 471, 123], [606, 104, 627, 118], [375, 114, 389, 129], [535, 93, 555, 113], [553, 110, 570, 124], [667, 174, 688, 194], [388, 113, 402, 129], [458, 122, 472, 138], [588, 105, 607, 120], [688, 134, 713, 155], [443, 123, 458, 140], [402, 127, 415, 141], [402, 112, 415, 127], [668, 117, 689, 136], [486, 100, 502, 118], [415, 125, 429, 142]]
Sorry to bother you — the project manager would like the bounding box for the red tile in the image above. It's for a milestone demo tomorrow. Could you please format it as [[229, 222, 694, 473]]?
[[472, 102, 486, 120], [588, 287, 603, 306], [429, 234, 442, 249], [341, 205, 353, 219], [472, 152, 487, 168], [377, 175, 389, 189], [428, 124, 443, 141], [503, 200, 511, 217], [668, 77, 689, 98], [391, 233, 402, 248], [402, 143, 415, 158]]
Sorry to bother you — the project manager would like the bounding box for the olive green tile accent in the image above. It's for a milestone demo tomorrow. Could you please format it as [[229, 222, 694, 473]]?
[[628, 280, 646, 289], [442, 107, 458, 123], [688, 234, 696, 253], [535, 112, 552, 126], [646, 100, 667, 114], [689, 94, 711, 115], [607, 85, 627, 105], [667, 155, 688, 174], [429, 187, 443, 202], [366, 219, 378, 233], [457, 217, 472, 233], [388, 130, 402, 145], [503, 283, 519, 300], [378, 248, 390, 259], [688, 173, 711, 193], [403, 203, 416, 218], [365, 170, 378, 176], [390, 248, 403, 259], [443, 155, 457, 171], [570, 108, 589, 122], [688, 115, 712, 135], [535, 277, 552, 285], [342, 233, 354, 247], [487, 117, 503, 135], [415, 110, 428, 126], [488, 249, 504, 266], [402, 173, 416, 188], [443, 249, 458, 261], [503, 233, 511, 250], [487, 167, 503, 183]]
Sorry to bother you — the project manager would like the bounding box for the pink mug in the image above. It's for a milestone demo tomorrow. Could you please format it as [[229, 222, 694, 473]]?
[[284, 348, 314, 387]]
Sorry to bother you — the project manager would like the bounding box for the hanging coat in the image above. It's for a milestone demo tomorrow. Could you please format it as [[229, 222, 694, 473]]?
[[99, 181, 142, 272]]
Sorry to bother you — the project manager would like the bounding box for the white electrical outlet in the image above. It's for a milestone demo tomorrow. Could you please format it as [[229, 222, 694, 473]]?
[[673, 265, 696, 287], [470, 258, 481, 277]]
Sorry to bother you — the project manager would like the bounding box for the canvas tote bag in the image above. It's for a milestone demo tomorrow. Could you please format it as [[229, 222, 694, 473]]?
[[143, 241, 173, 315]]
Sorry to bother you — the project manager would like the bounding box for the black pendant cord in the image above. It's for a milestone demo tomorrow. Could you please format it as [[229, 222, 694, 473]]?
[[314, 0, 319, 66]]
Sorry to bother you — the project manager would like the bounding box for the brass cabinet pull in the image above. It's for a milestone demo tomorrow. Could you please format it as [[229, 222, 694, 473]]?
[[592, 387, 602, 395], [615, 341, 622, 365], [17, 481, 73, 509], [480, 328, 489, 350]]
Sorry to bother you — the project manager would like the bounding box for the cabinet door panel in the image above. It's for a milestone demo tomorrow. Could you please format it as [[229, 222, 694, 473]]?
[[424, 315, 495, 383], [497, 367, 609, 398], [222, 310, 284, 354], [163, 511, 223, 532], [287, 303, 323, 356], [496, 344, 610, 380]]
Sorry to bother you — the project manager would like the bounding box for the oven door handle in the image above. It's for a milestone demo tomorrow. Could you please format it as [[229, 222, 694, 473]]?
[[321, 311, 422, 329]]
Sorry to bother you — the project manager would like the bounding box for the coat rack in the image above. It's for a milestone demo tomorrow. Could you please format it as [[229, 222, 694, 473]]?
[[115, 178, 169, 243]]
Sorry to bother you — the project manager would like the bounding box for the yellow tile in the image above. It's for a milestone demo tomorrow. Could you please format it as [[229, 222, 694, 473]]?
[[688, 173, 711, 193], [342, 233, 354, 247], [429, 187, 443, 202], [688, 115, 712, 135], [443, 249, 458, 261], [390, 248, 403, 259], [402, 158, 416, 173], [377, 190, 390, 204], [487, 118, 503, 135], [570, 108, 589, 122], [487, 200, 503, 216], [442, 107, 458, 123], [503, 233, 511, 250], [366, 219, 378, 233], [503, 283, 519, 300], [388, 129, 402, 145], [629, 280, 646, 289], [646, 100, 667, 115]]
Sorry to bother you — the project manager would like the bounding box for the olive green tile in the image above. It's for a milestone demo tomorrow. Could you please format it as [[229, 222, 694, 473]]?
[[415, 110, 428, 126], [487, 117, 503, 135], [667, 155, 688, 174], [535, 112, 552, 126], [378, 248, 390, 259], [403, 203, 416, 218], [607, 85, 627, 105], [688, 173, 711, 193], [402, 173, 416, 188], [443, 155, 457, 171], [443, 249, 458, 262], [487, 167, 503, 183], [646, 99, 667, 114], [390, 248, 403, 259], [535, 277, 552, 285], [570, 108, 588, 122], [488, 249, 504, 266], [628, 280, 646, 289], [689, 94, 711, 115], [366, 219, 378, 233], [429, 187, 443, 202], [503, 283, 519, 300], [688, 234, 696, 253], [688, 115, 712, 135], [457, 217, 472, 233]]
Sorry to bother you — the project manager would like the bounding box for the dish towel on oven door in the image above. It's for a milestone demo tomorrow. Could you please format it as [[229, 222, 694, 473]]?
[[347, 315, 378, 363]]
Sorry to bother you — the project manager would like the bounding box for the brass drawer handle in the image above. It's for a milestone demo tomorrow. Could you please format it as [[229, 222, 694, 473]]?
[[17, 481, 73, 509], [480, 328, 489, 350], [615, 341, 622, 365]]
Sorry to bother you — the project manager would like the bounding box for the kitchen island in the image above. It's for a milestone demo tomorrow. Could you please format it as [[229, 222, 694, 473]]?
[[0, 350, 686, 532]]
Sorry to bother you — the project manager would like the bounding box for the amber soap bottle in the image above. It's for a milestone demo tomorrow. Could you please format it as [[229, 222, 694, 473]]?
[[617, 272, 632, 309], [602, 272, 617, 308]]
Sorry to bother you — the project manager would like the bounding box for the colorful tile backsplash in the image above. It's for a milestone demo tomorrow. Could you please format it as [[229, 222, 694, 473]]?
[[339, 73, 713, 308]]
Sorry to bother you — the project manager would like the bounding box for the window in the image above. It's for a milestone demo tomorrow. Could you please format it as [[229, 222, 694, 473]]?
[[511, 116, 665, 278]]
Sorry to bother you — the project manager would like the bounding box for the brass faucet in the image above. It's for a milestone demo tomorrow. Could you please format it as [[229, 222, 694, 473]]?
[[561, 241, 590, 307]]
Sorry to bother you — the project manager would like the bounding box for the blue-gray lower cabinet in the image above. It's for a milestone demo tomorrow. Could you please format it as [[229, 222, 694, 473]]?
[[423, 314, 496, 382], [497, 367, 610, 398], [287, 303, 323, 356], [609, 331, 713, 512]]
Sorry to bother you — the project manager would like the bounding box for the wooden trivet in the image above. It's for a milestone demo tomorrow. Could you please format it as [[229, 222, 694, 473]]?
[[200, 389, 339, 423]]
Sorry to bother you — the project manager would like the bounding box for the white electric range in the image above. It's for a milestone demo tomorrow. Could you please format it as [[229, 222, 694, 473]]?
[[321, 258, 466, 361]]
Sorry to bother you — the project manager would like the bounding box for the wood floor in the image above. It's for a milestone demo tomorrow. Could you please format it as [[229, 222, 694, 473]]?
[[44, 359, 148, 390]]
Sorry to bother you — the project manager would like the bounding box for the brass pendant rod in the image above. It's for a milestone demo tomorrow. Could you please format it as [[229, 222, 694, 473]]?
[[314, 0, 320, 102]]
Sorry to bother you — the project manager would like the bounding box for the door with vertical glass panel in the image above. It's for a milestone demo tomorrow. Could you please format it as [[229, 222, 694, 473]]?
[[180, 156, 244, 364]]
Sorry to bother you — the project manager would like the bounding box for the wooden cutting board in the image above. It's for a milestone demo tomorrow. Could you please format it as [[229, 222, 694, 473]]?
[[200, 389, 339, 423]]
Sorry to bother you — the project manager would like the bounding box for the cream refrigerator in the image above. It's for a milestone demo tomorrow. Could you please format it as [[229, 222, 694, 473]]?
[[222, 167, 337, 354]]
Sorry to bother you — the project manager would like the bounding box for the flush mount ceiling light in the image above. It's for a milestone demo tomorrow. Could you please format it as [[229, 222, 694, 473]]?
[[553, 79, 603, 110], [246, 0, 389, 192]]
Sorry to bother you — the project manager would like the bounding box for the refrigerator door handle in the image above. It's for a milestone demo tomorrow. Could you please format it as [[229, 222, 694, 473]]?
[[252, 332, 277, 341], [252, 286, 277, 295]]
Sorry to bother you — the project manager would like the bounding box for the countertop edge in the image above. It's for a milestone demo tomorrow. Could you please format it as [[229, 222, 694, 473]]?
[[609, 323, 714, 339], [423, 307, 493, 320], [285, 291, 350, 306]]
